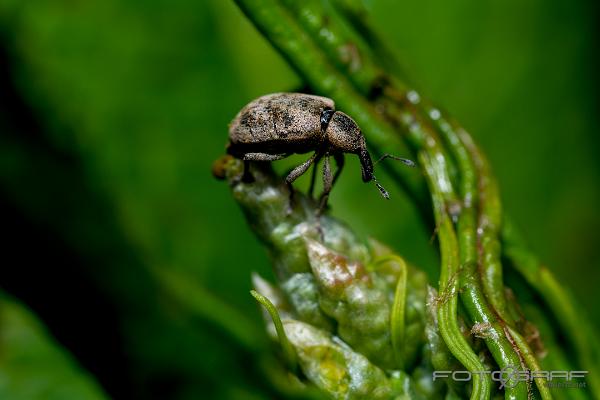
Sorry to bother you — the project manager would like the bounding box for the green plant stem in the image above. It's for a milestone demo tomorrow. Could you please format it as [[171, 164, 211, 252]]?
[[251, 290, 298, 371], [522, 305, 587, 400], [279, 0, 384, 94], [329, 0, 412, 82], [454, 124, 512, 327], [420, 150, 492, 399], [505, 326, 552, 400], [371, 255, 408, 369], [428, 112, 557, 397], [502, 218, 600, 397], [413, 114, 527, 399]]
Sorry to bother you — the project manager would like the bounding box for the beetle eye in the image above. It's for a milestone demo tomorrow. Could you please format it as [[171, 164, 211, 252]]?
[[320, 109, 335, 133]]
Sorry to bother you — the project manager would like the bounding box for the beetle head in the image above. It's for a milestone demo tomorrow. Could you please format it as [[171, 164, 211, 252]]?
[[359, 146, 391, 199], [325, 112, 372, 181], [325, 111, 364, 154], [326, 111, 393, 199]]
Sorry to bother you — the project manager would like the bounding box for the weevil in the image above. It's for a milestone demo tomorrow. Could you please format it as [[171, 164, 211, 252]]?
[[227, 93, 414, 211]]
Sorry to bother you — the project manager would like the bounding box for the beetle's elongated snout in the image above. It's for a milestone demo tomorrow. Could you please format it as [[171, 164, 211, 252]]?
[[358, 147, 374, 182], [359, 147, 392, 199]]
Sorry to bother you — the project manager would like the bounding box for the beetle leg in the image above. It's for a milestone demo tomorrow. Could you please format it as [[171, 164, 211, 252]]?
[[285, 153, 318, 212], [285, 153, 318, 184], [317, 154, 333, 216], [316, 153, 344, 215], [308, 153, 324, 199], [240, 153, 288, 182], [243, 152, 288, 161], [331, 153, 345, 187], [241, 153, 288, 182], [241, 160, 254, 183]]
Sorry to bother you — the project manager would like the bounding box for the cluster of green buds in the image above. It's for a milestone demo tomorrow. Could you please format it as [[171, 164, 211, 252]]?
[[214, 156, 481, 399]]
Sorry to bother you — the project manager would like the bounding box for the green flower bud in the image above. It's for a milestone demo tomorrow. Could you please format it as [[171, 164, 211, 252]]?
[[218, 157, 434, 398], [305, 238, 396, 369]]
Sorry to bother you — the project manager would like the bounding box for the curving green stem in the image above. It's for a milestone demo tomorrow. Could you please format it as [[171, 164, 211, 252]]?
[[410, 114, 526, 399], [251, 290, 298, 371], [420, 150, 492, 399], [505, 326, 552, 400], [452, 122, 513, 327], [371, 254, 409, 369], [389, 257, 407, 369], [279, 0, 385, 94], [427, 111, 554, 398]]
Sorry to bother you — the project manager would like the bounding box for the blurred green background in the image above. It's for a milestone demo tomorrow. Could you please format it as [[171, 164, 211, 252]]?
[[0, 0, 598, 399]]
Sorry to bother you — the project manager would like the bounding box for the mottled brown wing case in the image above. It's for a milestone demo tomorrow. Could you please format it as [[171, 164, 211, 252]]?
[[228, 93, 335, 145]]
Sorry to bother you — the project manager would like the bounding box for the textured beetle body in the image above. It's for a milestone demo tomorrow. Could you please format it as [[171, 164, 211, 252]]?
[[228, 93, 335, 156], [227, 93, 413, 211]]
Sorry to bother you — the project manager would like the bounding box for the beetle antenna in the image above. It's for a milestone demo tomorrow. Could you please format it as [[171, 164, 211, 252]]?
[[374, 154, 415, 167], [372, 175, 390, 199]]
